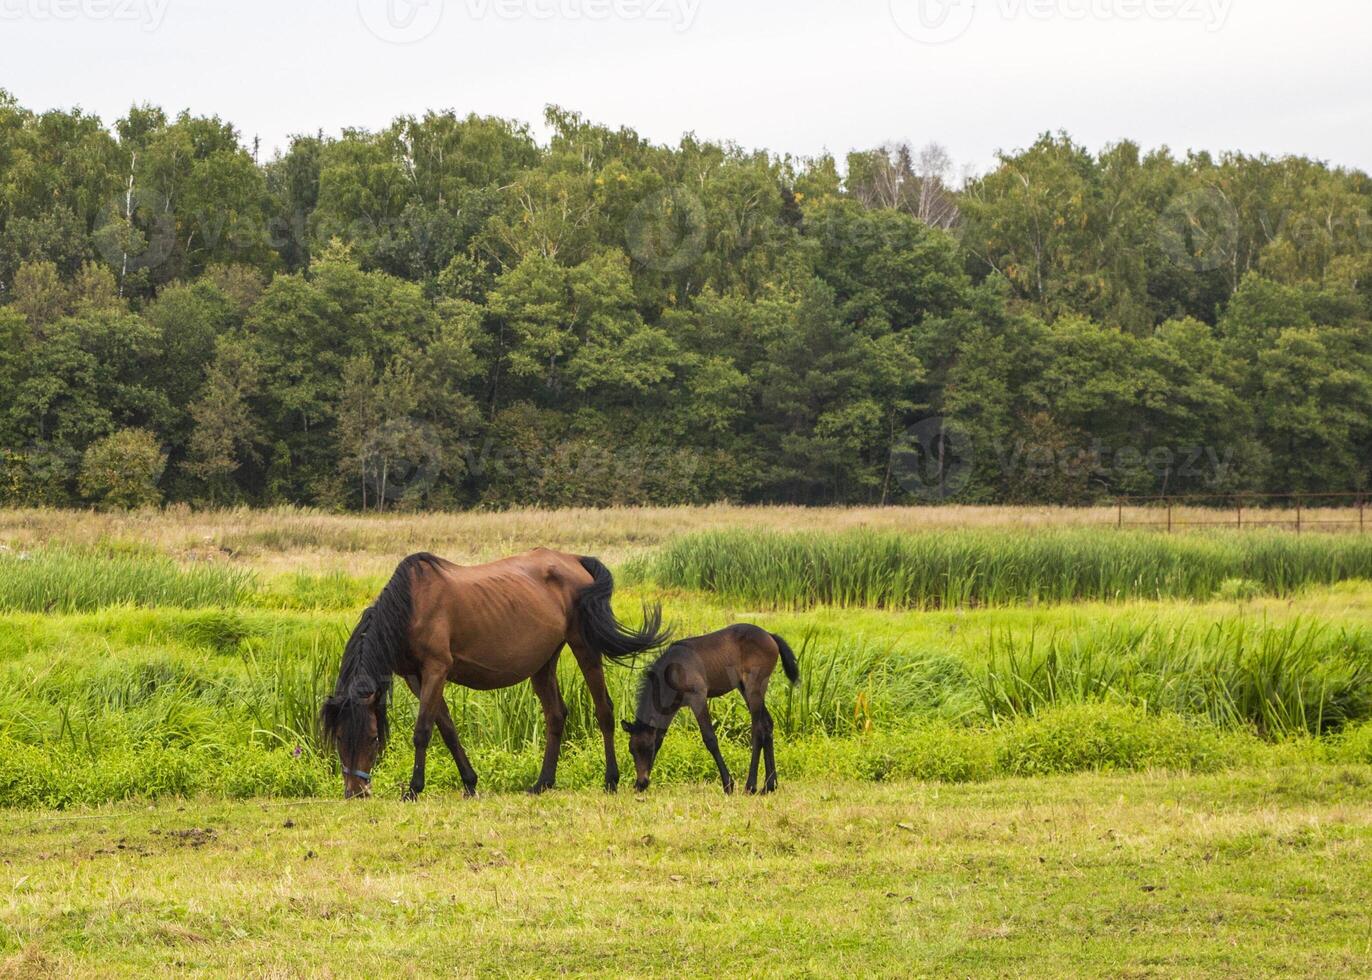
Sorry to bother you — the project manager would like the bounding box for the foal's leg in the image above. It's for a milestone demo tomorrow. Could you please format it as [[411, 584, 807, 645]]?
[[743, 683, 775, 794], [759, 705, 778, 793], [568, 639, 620, 791], [405, 663, 449, 801], [691, 697, 733, 795], [404, 675, 478, 796], [528, 653, 568, 793]]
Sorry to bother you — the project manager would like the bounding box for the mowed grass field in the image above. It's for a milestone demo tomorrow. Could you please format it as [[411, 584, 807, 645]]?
[[4, 770, 1371, 976], [2, 506, 1372, 975]]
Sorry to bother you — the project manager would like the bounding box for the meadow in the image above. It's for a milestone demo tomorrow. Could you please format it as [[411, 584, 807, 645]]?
[[1, 506, 1371, 974]]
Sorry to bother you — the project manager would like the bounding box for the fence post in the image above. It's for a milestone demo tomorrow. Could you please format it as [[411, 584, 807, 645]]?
[[1167, 500, 1173, 533], [1117, 499, 1123, 530], [1237, 503, 1242, 530], [1360, 494, 1365, 534], [1296, 500, 1302, 535]]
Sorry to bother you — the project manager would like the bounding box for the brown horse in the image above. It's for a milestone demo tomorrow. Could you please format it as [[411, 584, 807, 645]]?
[[321, 551, 668, 799], [621, 624, 799, 795]]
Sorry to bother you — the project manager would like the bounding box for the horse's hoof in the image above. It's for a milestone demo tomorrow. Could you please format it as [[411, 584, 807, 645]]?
[[402, 789, 420, 802], [744, 784, 758, 795], [462, 783, 478, 798], [526, 782, 551, 795], [604, 781, 619, 794], [722, 781, 735, 796]]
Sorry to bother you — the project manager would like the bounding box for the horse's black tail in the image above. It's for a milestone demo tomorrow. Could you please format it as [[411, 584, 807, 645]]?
[[321, 552, 441, 757], [771, 632, 800, 685], [575, 556, 671, 665]]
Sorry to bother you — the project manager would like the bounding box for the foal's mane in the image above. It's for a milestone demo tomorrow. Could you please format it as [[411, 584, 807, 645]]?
[[632, 646, 682, 729]]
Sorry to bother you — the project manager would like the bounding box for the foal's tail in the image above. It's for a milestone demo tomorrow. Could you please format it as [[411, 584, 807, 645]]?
[[771, 632, 800, 685], [575, 556, 671, 665]]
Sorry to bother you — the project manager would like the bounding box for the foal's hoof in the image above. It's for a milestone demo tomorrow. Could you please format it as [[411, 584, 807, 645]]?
[[462, 783, 478, 799], [722, 780, 735, 796], [526, 781, 552, 795], [402, 788, 420, 802]]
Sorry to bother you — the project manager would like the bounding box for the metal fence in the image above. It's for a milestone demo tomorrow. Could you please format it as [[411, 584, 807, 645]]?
[[1113, 492, 1369, 533]]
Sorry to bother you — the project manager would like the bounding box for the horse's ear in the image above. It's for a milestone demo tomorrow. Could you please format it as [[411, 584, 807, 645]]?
[[621, 720, 635, 734]]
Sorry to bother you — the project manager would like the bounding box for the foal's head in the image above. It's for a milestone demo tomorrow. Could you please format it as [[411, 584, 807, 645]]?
[[621, 719, 667, 791], [321, 686, 386, 799]]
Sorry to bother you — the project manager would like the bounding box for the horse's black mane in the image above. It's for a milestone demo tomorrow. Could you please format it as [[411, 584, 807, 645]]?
[[320, 552, 443, 760]]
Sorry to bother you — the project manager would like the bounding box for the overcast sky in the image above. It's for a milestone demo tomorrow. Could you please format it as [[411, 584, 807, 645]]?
[[2, 0, 1368, 173]]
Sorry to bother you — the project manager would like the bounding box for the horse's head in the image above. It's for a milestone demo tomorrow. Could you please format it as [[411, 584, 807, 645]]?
[[621, 719, 666, 791], [321, 687, 386, 799]]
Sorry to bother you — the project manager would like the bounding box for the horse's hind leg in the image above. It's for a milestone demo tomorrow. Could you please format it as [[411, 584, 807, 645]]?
[[691, 697, 733, 795], [528, 653, 568, 793], [404, 675, 478, 797], [568, 639, 620, 792]]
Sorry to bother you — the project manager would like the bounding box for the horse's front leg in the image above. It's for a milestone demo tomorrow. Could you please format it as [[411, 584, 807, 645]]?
[[405, 667, 448, 801], [404, 675, 477, 797], [568, 640, 620, 791]]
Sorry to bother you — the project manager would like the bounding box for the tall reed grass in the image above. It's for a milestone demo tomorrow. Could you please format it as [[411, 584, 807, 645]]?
[[0, 548, 257, 613], [978, 620, 1372, 737], [1, 604, 1369, 806], [638, 529, 1372, 608]]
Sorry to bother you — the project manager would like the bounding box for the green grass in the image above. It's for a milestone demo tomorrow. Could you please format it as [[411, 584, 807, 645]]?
[[1, 768, 1370, 976], [0, 547, 259, 613], [636, 528, 1372, 608], [3, 520, 1372, 973], [2, 579, 1372, 807], [1, 538, 1371, 807], [977, 618, 1372, 736]]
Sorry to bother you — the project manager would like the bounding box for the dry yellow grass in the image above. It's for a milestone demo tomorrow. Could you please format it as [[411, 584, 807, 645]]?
[[1, 502, 1363, 574]]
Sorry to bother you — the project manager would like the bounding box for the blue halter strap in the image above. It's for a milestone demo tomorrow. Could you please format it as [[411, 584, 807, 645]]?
[[342, 766, 371, 782]]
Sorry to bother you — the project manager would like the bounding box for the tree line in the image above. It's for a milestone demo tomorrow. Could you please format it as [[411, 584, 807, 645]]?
[[1, 91, 1369, 509]]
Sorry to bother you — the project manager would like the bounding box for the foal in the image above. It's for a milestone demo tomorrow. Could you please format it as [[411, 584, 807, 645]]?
[[621, 624, 799, 794]]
